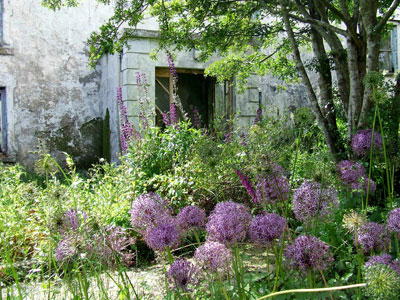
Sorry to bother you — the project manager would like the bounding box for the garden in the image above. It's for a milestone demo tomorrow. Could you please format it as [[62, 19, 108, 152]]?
[[2, 61, 400, 299], [3, 0, 400, 299]]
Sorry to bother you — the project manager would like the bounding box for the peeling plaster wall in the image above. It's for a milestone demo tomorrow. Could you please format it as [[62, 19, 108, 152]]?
[[0, 0, 114, 168]]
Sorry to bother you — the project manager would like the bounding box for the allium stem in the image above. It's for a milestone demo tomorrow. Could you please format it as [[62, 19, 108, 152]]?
[[166, 246, 174, 264], [377, 103, 393, 209], [395, 235, 400, 260], [217, 272, 231, 300], [256, 283, 367, 300], [319, 269, 334, 300], [365, 103, 378, 212]]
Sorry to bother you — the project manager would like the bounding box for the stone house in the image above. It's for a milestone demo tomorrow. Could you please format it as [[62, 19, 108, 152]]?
[[6, 0, 389, 168]]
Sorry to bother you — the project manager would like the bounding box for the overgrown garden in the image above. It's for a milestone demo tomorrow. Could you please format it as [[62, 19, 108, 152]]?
[[2, 0, 400, 299]]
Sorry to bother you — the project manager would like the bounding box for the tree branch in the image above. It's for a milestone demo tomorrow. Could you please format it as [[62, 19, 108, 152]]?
[[376, 0, 400, 33]]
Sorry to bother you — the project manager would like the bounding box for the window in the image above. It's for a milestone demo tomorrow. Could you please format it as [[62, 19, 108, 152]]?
[[0, 88, 7, 155], [379, 26, 398, 73]]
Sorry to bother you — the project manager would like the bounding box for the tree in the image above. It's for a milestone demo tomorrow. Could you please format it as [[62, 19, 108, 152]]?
[[43, 0, 400, 158]]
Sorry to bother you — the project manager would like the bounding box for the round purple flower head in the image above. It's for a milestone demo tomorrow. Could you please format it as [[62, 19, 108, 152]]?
[[206, 201, 252, 245], [387, 208, 400, 238], [144, 216, 181, 251], [177, 205, 206, 231], [256, 175, 290, 205], [129, 192, 171, 234], [356, 222, 390, 254], [92, 225, 136, 267], [337, 160, 366, 185], [194, 241, 232, 272], [167, 258, 199, 290], [61, 208, 87, 233], [351, 178, 376, 193], [352, 129, 383, 157], [365, 254, 400, 277], [55, 235, 80, 263], [285, 235, 334, 272], [249, 213, 287, 245], [293, 181, 338, 223]]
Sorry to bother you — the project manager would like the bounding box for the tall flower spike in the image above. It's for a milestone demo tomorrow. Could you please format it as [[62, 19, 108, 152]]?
[[193, 107, 201, 128], [235, 170, 256, 202], [170, 102, 178, 124], [162, 111, 171, 126], [167, 52, 179, 81]]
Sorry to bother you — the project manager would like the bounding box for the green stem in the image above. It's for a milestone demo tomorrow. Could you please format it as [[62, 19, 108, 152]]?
[[166, 246, 174, 264], [256, 283, 367, 300], [395, 235, 400, 260], [365, 102, 378, 212], [377, 104, 393, 209]]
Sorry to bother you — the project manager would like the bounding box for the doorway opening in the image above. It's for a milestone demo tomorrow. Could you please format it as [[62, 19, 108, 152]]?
[[155, 68, 215, 127]]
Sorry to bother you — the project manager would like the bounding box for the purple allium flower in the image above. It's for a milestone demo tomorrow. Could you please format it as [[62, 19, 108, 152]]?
[[337, 160, 366, 185], [167, 258, 199, 290], [167, 53, 179, 81], [234, 170, 256, 202], [249, 213, 287, 245], [351, 177, 377, 193], [224, 132, 231, 143], [365, 254, 400, 277], [177, 205, 206, 231], [194, 241, 232, 272], [284, 235, 334, 272], [93, 225, 136, 267], [61, 208, 87, 233], [162, 112, 170, 126], [352, 129, 383, 157], [129, 192, 171, 235], [193, 107, 201, 128], [270, 163, 286, 176], [293, 181, 338, 223], [144, 216, 181, 251], [255, 174, 290, 205], [388, 208, 400, 238], [254, 107, 262, 124], [356, 222, 390, 254], [55, 235, 80, 263], [170, 102, 178, 124], [206, 200, 252, 245]]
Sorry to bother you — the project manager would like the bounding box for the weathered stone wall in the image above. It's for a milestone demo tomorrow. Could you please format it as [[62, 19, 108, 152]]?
[[0, 0, 114, 168]]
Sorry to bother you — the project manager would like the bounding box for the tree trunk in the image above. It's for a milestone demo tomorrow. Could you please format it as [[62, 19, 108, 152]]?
[[281, 1, 342, 158]]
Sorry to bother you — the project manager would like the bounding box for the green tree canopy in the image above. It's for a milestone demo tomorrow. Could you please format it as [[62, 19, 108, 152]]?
[[43, 0, 400, 157]]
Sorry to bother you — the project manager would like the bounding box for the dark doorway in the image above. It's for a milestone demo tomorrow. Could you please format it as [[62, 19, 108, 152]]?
[[155, 68, 214, 127]]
